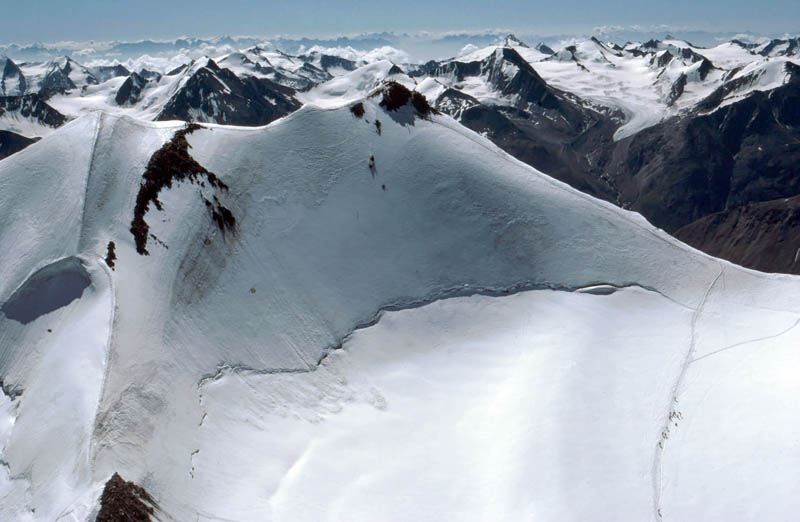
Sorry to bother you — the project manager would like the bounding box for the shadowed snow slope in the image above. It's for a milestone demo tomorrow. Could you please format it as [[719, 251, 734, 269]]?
[[0, 99, 799, 520]]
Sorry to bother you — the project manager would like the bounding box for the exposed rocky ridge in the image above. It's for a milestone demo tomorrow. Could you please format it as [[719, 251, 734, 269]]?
[[0, 94, 68, 128], [757, 37, 800, 57], [314, 53, 357, 72], [155, 59, 301, 125], [93, 64, 131, 83], [458, 103, 619, 200], [435, 88, 480, 119]]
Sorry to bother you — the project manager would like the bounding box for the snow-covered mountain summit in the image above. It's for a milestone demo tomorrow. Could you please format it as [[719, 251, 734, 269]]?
[[1, 82, 799, 520]]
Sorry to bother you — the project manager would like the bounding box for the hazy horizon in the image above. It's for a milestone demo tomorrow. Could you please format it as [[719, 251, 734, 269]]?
[[2, 0, 798, 45]]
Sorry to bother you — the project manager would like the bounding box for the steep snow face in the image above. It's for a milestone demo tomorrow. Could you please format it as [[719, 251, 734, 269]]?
[[0, 100, 799, 520], [0, 257, 112, 522], [188, 276, 800, 521]]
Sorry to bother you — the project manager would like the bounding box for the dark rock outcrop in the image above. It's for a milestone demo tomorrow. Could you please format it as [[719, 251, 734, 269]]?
[[435, 88, 480, 119], [535, 43, 555, 55], [0, 94, 68, 129], [115, 72, 148, 106], [95, 473, 158, 522], [0, 130, 37, 160], [758, 38, 800, 57], [666, 73, 687, 105]]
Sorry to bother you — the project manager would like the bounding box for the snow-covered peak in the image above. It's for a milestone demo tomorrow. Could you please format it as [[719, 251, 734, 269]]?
[[451, 35, 549, 65], [0, 56, 26, 96], [2, 93, 800, 520], [698, 58, 800, 111], [503, 34, 529, 48], [299, 60, 415, 108], [755, 37, 800, 57]]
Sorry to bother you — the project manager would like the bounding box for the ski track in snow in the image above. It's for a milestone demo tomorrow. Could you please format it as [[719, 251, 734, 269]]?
[[691, 317, 800, 364], [652, 263, 722, 520]]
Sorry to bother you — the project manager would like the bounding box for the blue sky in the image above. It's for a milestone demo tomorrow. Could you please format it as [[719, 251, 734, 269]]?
[[3, 0, 798, 43]]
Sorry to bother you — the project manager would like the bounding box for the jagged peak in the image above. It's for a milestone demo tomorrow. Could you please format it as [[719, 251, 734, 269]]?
[[641, 39, 660, 50], [503, 34, 529, 48], [487, 46, 534, 70]]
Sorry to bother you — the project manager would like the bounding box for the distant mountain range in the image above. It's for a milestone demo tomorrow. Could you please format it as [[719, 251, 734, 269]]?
[[1, 33, 799, 273]]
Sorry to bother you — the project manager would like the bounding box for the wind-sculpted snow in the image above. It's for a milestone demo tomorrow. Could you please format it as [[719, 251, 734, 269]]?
[[0, 97, 798, 520]]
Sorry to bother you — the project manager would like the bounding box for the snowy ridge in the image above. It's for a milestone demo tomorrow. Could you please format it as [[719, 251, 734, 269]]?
[[0, 91, 799, 520]]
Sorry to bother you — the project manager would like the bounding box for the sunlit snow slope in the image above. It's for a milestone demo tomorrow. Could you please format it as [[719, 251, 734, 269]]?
[[0, 95, 799, 521]]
